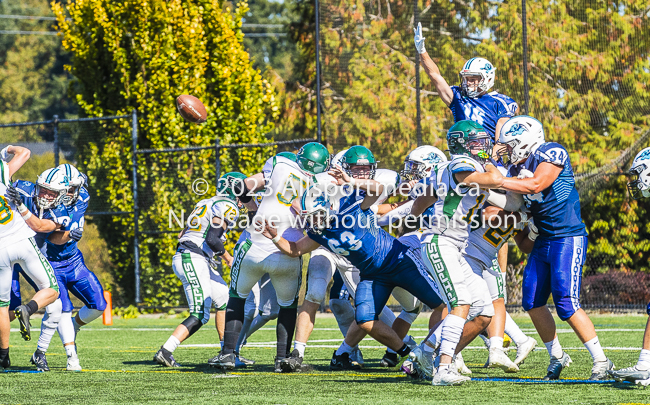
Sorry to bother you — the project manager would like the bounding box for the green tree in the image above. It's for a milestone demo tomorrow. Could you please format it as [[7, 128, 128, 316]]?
[[53, 0, 278, 305]]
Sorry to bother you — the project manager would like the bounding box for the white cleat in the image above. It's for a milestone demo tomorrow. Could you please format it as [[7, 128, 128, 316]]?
[[408, 345, 434, 380], [514, 336, 537, 366], [67, 356, 82, 372], [454, 352, 472, 375], [350, 347, 364, 367], [432, 366, 471, 386], [488, 347, 519, 373]]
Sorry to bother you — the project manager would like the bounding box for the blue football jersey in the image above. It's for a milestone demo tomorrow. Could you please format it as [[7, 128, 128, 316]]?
[[448, 86, 517, 140], [307, 194, 410, 276], [13, 180, 71, 248], [508, 142, 587, 238], [43, 187, 89, 262]]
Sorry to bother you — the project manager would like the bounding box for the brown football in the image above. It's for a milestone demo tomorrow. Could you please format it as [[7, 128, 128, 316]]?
[[176, 95, 207, 123]]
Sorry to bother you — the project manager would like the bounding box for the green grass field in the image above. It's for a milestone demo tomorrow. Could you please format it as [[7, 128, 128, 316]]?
[[1, 313, 648, 404]]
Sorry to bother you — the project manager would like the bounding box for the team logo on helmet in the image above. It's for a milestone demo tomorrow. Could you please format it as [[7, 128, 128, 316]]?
[[636, 149, 650, 162], [506, 123, 527, 137], [481, 63, 493, 71], [423, 153, 443, 164], [313, 194, 327, 208]]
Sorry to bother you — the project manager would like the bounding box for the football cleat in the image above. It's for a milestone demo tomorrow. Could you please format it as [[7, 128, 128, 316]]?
[[66, 356, 82, 372], [280, 349, 303, 373], [329, 351, 361, 371], [589, 358, 614, 381], [514, 336, 537, 365], [14, 305, 32, 341], [403, 344, 434, 380], [235, 354, 255, 368], [432, 365, 471, 386], [544, 352, 572, 380], [488, 347, 519, 373], [274, 357, 284, 373], [609, 364, 650, 384], [154, 347, 180, 368], [455, 352, 472, 375], [0, 351, 10, 369], [208, 352, 236, 369], [379, 351, 399, 368], [350, 347, 364, 367], [30, 350, 50, 372]]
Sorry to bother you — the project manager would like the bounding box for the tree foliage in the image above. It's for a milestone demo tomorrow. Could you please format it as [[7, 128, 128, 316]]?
[[53, 0, 278, 305]]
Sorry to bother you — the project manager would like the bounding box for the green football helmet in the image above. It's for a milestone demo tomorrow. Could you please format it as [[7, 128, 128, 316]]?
[[446, 120, 492, 164], [296, 142, 330, 175], [217, 171, 247, 201], [277, 151, 297, 162], [341, 145, 377, 179]]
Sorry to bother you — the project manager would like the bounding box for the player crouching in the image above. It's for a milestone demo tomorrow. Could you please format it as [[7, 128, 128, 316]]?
[[154, 172, 244, 367]]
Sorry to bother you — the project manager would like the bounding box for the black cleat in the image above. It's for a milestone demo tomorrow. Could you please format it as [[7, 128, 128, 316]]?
[[274, 357, 284, 373], [543, 352, 572, 380], [330, 351, 362, 371], [379, 351, 399, 368], [280, 349, 303, 373], [208, 352, 236, 369], [31, 350, 50, 371], [0, 351, 10, 369], [14, 305, 32, 341], [154, 347, 180, 367]]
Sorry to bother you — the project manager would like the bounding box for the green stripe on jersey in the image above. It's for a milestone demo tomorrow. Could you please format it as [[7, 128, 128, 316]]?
[[229, 238, 253, 298], [424, 235, 458, 306], [180, 253, 206, 321]]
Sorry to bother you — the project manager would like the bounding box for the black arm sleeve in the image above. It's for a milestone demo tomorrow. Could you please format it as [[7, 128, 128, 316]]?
[[231, 178, 252, 203], [205, 225, 226, 256]]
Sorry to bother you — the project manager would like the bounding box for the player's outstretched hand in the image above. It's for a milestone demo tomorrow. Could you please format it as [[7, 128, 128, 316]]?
[[328, 165, 353, 186], [259, 219, 278, 240], [69, 228, 84, 242], [0, 146, 10, 161], [5, 184, 23, 206], [414, 22, 426, 54]]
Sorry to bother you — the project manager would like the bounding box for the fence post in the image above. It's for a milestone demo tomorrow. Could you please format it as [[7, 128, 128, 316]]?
[[132, 109, 141, 304], [414, 1, 422, 147], [315, 0, 322, 144], [215, 136, 221, 182], [53, 115, 59, 166], [521, 0, 530, 115]]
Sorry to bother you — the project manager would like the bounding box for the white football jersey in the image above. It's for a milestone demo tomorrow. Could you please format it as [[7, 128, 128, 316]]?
[[421, 155, 488, 242], [248, 156, 310, 252], [465, 220, 518, 271], [0, 179, 36, 248], [180, 196, 240, 258]]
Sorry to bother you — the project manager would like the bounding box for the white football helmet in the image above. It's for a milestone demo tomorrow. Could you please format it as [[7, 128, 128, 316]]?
[[498, 116, 545, 165], [331, 149, 349, 168], [57, 164, 86, 206], [36, 167, 69, 210], [459, 57, 496, 98], [628, 147, 650, 199], [299, 184, 335, 234], [400, 145, 448, 181]]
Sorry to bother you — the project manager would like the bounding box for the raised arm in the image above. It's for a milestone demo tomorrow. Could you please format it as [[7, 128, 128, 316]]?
[[1, 145, 31, 178], [414, 23, 454, 106]]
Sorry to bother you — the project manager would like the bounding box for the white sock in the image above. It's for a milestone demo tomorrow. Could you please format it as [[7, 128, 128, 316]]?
[[65, 344, 77, 358], [504, 312, 529, 346], [335, 341, 354, 356], [294, 341, 307, 357], [489, 337, 504, 350], [439, 314, 465, 359], [638, 349, 650, 369], [163, 336, 181, 353], [584, 337, 607, 362], [427, 323, 443, 349], [58, 312, 76, 345], [37, 311, 59, 353], [544, 337, 563, 359]]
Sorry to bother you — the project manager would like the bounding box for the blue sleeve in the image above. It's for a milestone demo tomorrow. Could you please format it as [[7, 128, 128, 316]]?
[[45, 205, 71, 228], [65, 200, 87, 231], [494, 97, 512, 120], [449, 86, 463, 109], [535, 143, 569, 167]]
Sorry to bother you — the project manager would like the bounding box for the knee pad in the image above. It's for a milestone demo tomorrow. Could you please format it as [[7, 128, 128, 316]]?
[[355, 300, 377, 325], [330, 298, 355, 336], [78, 306, 104, 324], [555, 298, 578, 321], [304, 267, 331, 305], [182, 315, 204, 336], [398, 309, 420, 325], [466, 305, 483, 321], [42, 302, 63, 329]]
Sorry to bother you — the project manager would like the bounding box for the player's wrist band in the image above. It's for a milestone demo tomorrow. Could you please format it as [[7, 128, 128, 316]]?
[[528, 231, 538, 241], [348, 178, 356, 187], [21, 209, 32, 220], [271, 234, 281, 244], [17, 203, 28, 214]]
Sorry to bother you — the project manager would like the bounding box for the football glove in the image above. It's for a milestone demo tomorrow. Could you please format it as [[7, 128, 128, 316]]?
[[413, 22, 426, 54], [0, 146, 10, 161], [517, 169, 534, 179], [527, 218, 538, 241], [5, 184, 24, 208], [69, 228, 84, 242]]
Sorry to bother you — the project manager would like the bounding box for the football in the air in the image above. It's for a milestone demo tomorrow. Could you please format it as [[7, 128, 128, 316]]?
[[176, 95, 207, 123]]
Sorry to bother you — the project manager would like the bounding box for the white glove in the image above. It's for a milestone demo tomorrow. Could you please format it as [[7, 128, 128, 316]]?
[[517, 169, 534, 179], [527, 218, 538, 241], [413, 22, 426, 54], [0, 146, 11, 161], [514, 211, 528, 231]]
